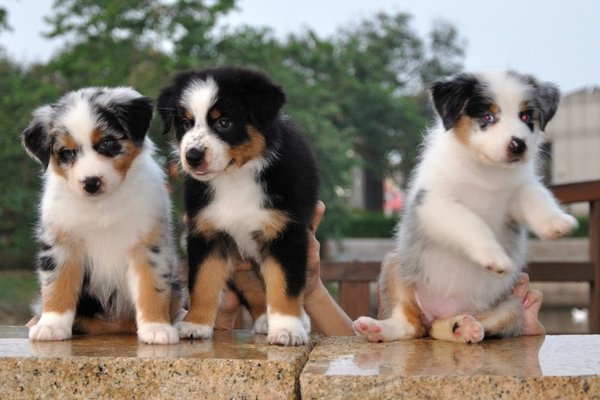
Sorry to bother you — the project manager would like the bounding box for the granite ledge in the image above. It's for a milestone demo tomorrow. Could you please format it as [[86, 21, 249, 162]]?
[[300, 335, 600, 400], [0, 327, 314, 399], [3, 327, 600, 400]]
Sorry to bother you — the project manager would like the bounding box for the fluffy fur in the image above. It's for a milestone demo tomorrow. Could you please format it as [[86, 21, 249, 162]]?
[[157, 67, 319, 346], [354, 71, 577, 343], [22, 87, 182, 344]]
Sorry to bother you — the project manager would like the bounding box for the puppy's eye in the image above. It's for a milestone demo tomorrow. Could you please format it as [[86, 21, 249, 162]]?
[[519, 112, 531, 123], [58, 148, 76, 163], [182, 118, 192, 130], [480, 112, 495, 124], [99, 137, 117, 151], [216, 118, 231, 130]]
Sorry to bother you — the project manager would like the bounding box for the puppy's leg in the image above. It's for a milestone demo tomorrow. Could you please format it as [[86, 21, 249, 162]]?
[[419, 193, 513, 275], [353, 254, 425, 342], [261, 256, 310, 346], [428, 315, 484, 344], [510, 183, 578, 240], [128, 236, 179, 345], [475, 295, 524, 338], [229, 268, 268, 334], [179, 255, 231, 339], [261, 225, 312, 346], [29, 237, 84, 341]]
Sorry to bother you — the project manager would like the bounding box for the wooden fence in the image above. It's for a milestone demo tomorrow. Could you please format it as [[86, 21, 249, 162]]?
[[322, 180, 600, 333]]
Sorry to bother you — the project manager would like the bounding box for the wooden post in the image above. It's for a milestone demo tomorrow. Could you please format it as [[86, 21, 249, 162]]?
[[589, 199, 600, 333]]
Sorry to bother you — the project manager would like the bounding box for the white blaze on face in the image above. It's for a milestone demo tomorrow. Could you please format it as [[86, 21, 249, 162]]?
[[469, 73, 541, 165], [58, 99, 124, 197], [179, 78, 230, 180]]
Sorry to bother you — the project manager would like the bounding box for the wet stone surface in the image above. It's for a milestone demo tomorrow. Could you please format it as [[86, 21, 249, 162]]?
[[2, 327, 600, 399], [300, 335, 600, 399], [0, 327, 313, 399]]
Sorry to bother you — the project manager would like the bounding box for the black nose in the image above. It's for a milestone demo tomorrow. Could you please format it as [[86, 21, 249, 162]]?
[[508, 137, 527, 156], [185, 148, 206, 167], [83, 177, 101, 194]]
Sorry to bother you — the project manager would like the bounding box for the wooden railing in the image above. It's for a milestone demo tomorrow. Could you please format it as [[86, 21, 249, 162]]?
[[321, 180, 600, 333]]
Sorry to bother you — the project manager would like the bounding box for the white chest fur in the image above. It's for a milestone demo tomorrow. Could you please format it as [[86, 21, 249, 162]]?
[[202, 164, 272, 259]]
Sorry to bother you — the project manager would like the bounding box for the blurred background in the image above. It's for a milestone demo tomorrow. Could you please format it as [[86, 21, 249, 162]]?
[[0, 0, 598, 333]]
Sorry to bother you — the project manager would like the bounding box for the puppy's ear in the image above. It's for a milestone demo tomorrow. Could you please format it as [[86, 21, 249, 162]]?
[[156, 86, 176, 135], [21, 106, 53, 170], [241, 71, 286, 130], [115, 96, 153, 146], [430, 73, 478, 130], [510, 72, 560, 131], [533, 80, 560, 130]]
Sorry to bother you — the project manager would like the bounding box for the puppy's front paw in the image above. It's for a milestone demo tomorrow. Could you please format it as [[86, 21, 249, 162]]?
[[267, 315, 308, 346], [138, 322, 179, 344], [175, 321, 213, 340], [473, 247, 514, 275], [538, 213, 578, 240], [451, 315, 484, 344], [353, 316, 385, 343], [29, 323, 72, 341]]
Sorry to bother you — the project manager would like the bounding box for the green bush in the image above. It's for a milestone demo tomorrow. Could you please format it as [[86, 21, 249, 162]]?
[[574, 215, 589, 238], [342, 210, 399, 238]]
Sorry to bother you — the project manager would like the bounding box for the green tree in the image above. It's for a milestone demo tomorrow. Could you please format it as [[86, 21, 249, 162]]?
[[39, 0, 239, 214], [329, 13, 464, 210], [0, 6, 10, 33], [0, 60, 63, 260], [0, 3, 466, 262]]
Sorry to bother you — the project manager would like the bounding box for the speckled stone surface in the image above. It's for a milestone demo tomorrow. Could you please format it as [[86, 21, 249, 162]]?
[[3, 327, 600, 400], [300, 335, 600, 400], [0, 327, 313, 399]]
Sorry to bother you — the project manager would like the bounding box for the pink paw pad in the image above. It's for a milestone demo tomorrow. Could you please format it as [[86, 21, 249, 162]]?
[[353, 317, 385, 343], [452, 315, 484, 344]]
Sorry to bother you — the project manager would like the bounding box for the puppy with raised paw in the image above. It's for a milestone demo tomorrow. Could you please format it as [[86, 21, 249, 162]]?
[[354, 71, 577, 343]]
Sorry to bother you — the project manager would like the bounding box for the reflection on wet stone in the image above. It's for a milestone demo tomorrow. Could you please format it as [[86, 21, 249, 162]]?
[[1, 327, 600, 399], [301, 336, 600, 399]]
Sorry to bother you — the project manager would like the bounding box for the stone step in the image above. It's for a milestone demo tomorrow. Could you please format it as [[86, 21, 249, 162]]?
[[300, 335, 600, 399], [0, 327, 312, 399], [2, 327, 599, 399]]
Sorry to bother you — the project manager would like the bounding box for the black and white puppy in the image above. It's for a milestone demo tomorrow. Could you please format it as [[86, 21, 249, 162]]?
[[157, 67, 319, 346], [22, 87, 182, 344], [354, 71, 577, 343]]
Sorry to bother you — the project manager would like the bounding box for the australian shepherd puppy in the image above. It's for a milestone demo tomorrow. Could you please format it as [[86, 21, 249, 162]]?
[[22, 87, 182, 344], [157, 67, 319, 346], [354, 71, 577, 343]]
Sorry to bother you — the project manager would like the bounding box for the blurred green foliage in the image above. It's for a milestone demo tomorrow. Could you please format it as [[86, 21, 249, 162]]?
[[0, 271, 38, 324], [343, 210, 399, 238], [0, 1, 465, 262]]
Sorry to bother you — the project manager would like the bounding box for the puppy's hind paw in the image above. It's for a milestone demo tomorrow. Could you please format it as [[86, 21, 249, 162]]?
[[451, 315, 484, 344], [353, 316, 385, 343], [538, 213, 578, 240], [253, 313, 269, 335]]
